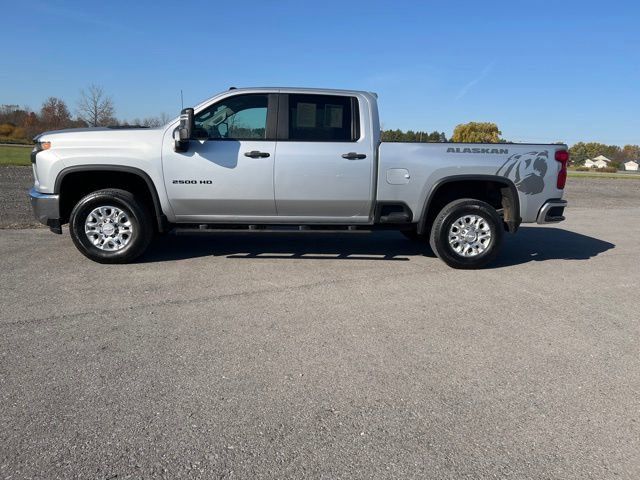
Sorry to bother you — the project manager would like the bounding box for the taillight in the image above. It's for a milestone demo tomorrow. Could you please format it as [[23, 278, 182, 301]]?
[[555, 150, 569, 189]]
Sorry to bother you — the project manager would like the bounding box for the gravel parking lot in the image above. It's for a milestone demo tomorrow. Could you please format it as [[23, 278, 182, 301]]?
[[1, 166, 639, 479], [0, 166, 42, 229]]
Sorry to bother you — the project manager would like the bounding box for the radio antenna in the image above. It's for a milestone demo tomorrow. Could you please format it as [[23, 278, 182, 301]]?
[[180, 90, 184, 110]]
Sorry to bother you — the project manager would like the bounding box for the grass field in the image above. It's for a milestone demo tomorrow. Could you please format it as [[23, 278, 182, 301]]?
[[568, 172, 640, 179], [0, 145, 31, 166]]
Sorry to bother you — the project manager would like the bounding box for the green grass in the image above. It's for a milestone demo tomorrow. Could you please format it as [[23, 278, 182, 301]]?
[[568, 172, 640, 179], [0, 144, 32, 166]]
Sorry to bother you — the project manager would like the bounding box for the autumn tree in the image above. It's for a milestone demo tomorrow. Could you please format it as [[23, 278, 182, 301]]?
[[0, 104, 28, 126], [621, 145, 640, 162], [77, 84, 116, 127], [0, 124, 14, 136], [0, 105, 43, 140], [451, 122, 502, 143], [40, 97, 72, 131], [20, 112, 40, 138]]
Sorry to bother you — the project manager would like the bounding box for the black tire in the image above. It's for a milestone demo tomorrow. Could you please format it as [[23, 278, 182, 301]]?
[[429, 198, 503, 269], [69, 189, 154, 264]]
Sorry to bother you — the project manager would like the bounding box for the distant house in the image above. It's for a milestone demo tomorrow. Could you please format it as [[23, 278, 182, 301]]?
[[593, 159, 609, 168], [583, 155, 614, 169], [624, 160, 639, 171], [593, 155, 612, 164]]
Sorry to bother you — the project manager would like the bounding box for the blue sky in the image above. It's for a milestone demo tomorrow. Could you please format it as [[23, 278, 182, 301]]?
[[1, 0, 639, 145]]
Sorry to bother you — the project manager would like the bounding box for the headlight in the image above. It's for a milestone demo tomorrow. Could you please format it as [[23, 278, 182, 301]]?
[[35, 141, 51, 151], [31, 141, 51, 163]]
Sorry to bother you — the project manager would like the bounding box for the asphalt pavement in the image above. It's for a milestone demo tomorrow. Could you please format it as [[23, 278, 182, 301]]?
[[1, 198, 638, 479]]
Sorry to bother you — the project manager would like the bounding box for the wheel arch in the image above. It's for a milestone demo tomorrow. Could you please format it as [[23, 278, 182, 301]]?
[[416, 174, 521, 236], [54, 165, 167, 232]]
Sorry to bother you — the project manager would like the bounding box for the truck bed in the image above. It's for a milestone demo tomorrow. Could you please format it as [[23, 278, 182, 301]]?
[[377, 142, 567, 223]]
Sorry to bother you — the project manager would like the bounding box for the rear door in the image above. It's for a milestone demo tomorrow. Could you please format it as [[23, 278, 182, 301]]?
[[274, 93, 373, 221]]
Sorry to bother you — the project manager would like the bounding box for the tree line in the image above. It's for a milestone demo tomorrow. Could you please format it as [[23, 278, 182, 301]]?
[[381, 129, 447, 142], [381, 122, 503, 144], [568, 142, 639, 167], [0, 84, 169, 143]]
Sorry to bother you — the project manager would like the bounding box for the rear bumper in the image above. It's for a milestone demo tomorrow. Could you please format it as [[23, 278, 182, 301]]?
[[536, 199, 567, 224], [29, 187, 62, 234]]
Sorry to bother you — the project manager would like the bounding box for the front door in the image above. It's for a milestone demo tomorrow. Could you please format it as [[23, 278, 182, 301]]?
[[274, 93, 374, 222], [162, 93, 277, 219]]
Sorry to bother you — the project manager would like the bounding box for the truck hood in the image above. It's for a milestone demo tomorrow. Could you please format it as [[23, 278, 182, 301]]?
[[36, 126, 168, 155], [36, 126, 166, 143], [35, 126, 172, 167]]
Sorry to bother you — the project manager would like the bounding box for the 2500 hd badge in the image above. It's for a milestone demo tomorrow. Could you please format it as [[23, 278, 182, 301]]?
[[172, 179, 213, 184]]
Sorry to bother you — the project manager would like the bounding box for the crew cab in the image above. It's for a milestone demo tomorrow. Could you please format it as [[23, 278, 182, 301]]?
[[29, 87, 568, 269]]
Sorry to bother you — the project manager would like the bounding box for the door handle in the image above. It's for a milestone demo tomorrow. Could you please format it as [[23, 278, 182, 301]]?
[[342, 152, 367, 160], [244, 150, 270, 158]]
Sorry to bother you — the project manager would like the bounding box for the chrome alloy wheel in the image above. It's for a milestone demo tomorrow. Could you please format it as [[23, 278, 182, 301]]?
[[84, 205, 134, 251], [448, 214, 492, 257]]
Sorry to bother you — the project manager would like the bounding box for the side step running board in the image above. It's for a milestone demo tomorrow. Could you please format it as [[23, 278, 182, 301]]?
[[171, 225, 370, 235]]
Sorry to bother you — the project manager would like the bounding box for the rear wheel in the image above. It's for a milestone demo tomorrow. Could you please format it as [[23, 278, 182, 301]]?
[[69, 189, 154, 264], [429, 198, 503, 269]]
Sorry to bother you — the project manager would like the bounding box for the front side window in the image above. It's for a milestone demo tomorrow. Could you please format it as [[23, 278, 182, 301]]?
[[288, 94, 357, 141], [194, 94, 268, 140]]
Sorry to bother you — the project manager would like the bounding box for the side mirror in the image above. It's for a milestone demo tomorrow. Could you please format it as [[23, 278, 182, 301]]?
[[174, 107, 194, 152]]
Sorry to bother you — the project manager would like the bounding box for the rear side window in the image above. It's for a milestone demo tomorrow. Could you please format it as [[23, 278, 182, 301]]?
[[288, 94, 358, 142]]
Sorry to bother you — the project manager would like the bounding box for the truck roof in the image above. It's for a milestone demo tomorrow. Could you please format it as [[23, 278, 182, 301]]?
[[222, 87, 378, 98], [191, 87, 379, 114]]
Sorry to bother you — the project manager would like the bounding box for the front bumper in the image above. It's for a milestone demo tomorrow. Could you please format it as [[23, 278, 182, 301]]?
[[29, 187, 62, 234], [536, 199, 567, 224]]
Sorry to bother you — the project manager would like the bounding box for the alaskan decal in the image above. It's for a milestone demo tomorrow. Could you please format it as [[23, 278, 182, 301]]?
[[447, 147, 509, 154], [496, 151, 548, 195]]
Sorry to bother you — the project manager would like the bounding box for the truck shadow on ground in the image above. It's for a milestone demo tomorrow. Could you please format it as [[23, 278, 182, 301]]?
[[141, 226, 614, 268], [494, 226, 615, 268]]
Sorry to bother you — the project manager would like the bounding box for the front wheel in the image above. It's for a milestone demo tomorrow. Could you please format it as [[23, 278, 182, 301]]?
[[429, 198, 503, 269], [69, 189, 154, 264]]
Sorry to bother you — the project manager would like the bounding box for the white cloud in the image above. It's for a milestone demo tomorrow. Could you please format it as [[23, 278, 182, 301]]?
[[455, 62, 495, 101]]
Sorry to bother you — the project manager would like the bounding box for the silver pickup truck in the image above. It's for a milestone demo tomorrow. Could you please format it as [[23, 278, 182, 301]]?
[[29, 87, 568, 269]]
